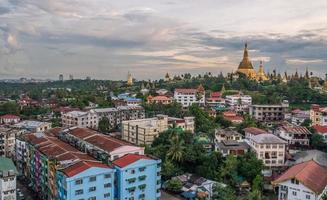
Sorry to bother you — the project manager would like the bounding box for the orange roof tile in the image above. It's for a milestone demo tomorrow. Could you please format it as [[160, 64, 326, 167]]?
[[244, 127, 268, 135], [62, 161, 111, 177], [273, 160, 327, 194], [313, 125, 327, 134]]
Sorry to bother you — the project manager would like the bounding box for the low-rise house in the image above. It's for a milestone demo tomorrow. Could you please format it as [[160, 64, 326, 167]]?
[[222, 111, 244, 124], [206, 92, 225, 109], [113, 154, 161, 200], [290, 109, 310, 126], [313, 125, 327, 143], [0, 114, 20, 124], [0, 157, 18, 200], [248, 133, 287, 167], [249, 100, 289, 123], [272, 160, 327, 200], [310, 104, 327, 126], [244, 127, 268, 140], [225, 93, 252, 113], [61, 110, 98, 129], [216, 140, 250, 156], [13, 120, 51, 132], [147, 95, 173, 104], [215, 128, 243, 143], [285, 150, 327, 167], [122, 115, 195, 145], [276, 125, 311, 146], [172, 173, 224, 200]]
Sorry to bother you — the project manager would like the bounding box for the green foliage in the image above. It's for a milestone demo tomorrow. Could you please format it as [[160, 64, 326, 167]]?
[[143, 102, 184, 118], [166, 179, 183, 193], [0, 102, 19, 115], [213, 185, 236, 200], [20, 106, 50, 118], [245, 190, 262, 200], [310, 133, 327, 152], [161, 160, 181, 180], [167, 135, 185, 162], [237, 152, 264, 184], [216, 115, 232, 128], [98, 117, 110, 133], [252, 175, 264, 192], [188, 104, 217, 133]]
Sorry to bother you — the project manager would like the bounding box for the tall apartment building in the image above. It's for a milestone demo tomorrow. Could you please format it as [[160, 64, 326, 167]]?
[[174, 87, 205, 108], [310, 104, 327, 126], [61, 110, 98, 129], [0, 157, 17, 200], [249, 100, 289, 122], [247, 133, 287, 167], [16, 128, 161, 200], [0, 128, 23, 157], [92, 106, 145, 130], [58, 127, 144, 161], [113, 154, 161, 200], [122, 115, 195, 145], [225, 93, 252, 112]]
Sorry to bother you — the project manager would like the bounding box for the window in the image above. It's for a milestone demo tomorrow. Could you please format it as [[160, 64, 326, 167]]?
[[104, 193, 110, 198], [139, 167, 146, 172], [104, 183, 111, 188], [139, 175, 147, 181], [292, 191, 297, 196], [89, 186, 96, 192], [75, 189, 83, 195], [306, 194, 311, 199], [88, 197, 96, 200], [89, 176, 96, 182], [130, 169, 135, 174], [75, 179, 83, 185], [104, 173, 111, 179]]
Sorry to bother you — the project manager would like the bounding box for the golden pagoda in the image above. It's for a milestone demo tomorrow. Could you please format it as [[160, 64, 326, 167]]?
[[237, 43, 257, 79], [127, 71, 133, 86], [256, 61, 268, 81]]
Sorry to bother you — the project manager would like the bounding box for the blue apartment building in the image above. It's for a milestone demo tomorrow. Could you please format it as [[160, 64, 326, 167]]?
[[113, 154, 162, 200], [56, 161, 116, 200]]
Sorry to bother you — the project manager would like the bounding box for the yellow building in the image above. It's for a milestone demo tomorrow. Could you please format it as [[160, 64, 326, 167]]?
[[237, 43, 258, 79], [127, 71, 133, 86], [236, 43, 269, 81]]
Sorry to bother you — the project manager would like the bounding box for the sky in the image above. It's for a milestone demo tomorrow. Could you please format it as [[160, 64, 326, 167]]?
[[1, 0, 327, 80]]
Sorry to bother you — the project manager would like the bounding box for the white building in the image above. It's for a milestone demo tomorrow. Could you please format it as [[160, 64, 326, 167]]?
[[61, 110, 98, 129], [0, 114, 20, 125], [225, 93, 252, 112], [249, 100, 289, 122], [273, 160, 327, 200], [247, 133, 287, 167], [276, 125, 311, 146], [0, 128, 24, 157], [174, 87, 205, 108], [0, 157, 17, 200]]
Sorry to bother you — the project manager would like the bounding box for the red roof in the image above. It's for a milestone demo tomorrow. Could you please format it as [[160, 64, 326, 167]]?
[[244, 127, 268, 135], [113, 154, 152, 168], [0, 114, 20, 119], [210, 92, 221, 98], [224, 115, 244, 122], [313, 125, 327, 134], [62, 161, 111, 177], [273, 160, 327, 194]]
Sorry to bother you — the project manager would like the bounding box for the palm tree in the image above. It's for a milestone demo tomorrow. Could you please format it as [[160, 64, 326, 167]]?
[[167, 135, 185, 163]]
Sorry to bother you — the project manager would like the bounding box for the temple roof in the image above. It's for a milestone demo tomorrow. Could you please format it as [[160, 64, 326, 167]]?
[[238, 43, 254, 70]]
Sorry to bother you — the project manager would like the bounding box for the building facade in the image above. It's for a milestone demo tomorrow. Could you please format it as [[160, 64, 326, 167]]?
[[0, 157, 17, 200], [310, 104, 327, 126], [225, 93, 252, 113], [273, 160, 327, 200], [0, 128, 23, 157], [276, 125, 311, 146], [113, 154, 161, 200], [13, 120, 51, 132], [174, 87, 205, 108], [247, 134, 287, 167], [121, 115, 195, 145], [61, 110, 98, 129], [249, 100, 289, 122], [0, 114, 20, 125]]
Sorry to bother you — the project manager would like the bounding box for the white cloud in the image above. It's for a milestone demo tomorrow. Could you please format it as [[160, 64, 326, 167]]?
[[286, 58, 325, 65]]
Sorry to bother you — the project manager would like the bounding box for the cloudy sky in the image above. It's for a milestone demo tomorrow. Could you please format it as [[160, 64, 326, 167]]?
[[1, 0, 327, 80]]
